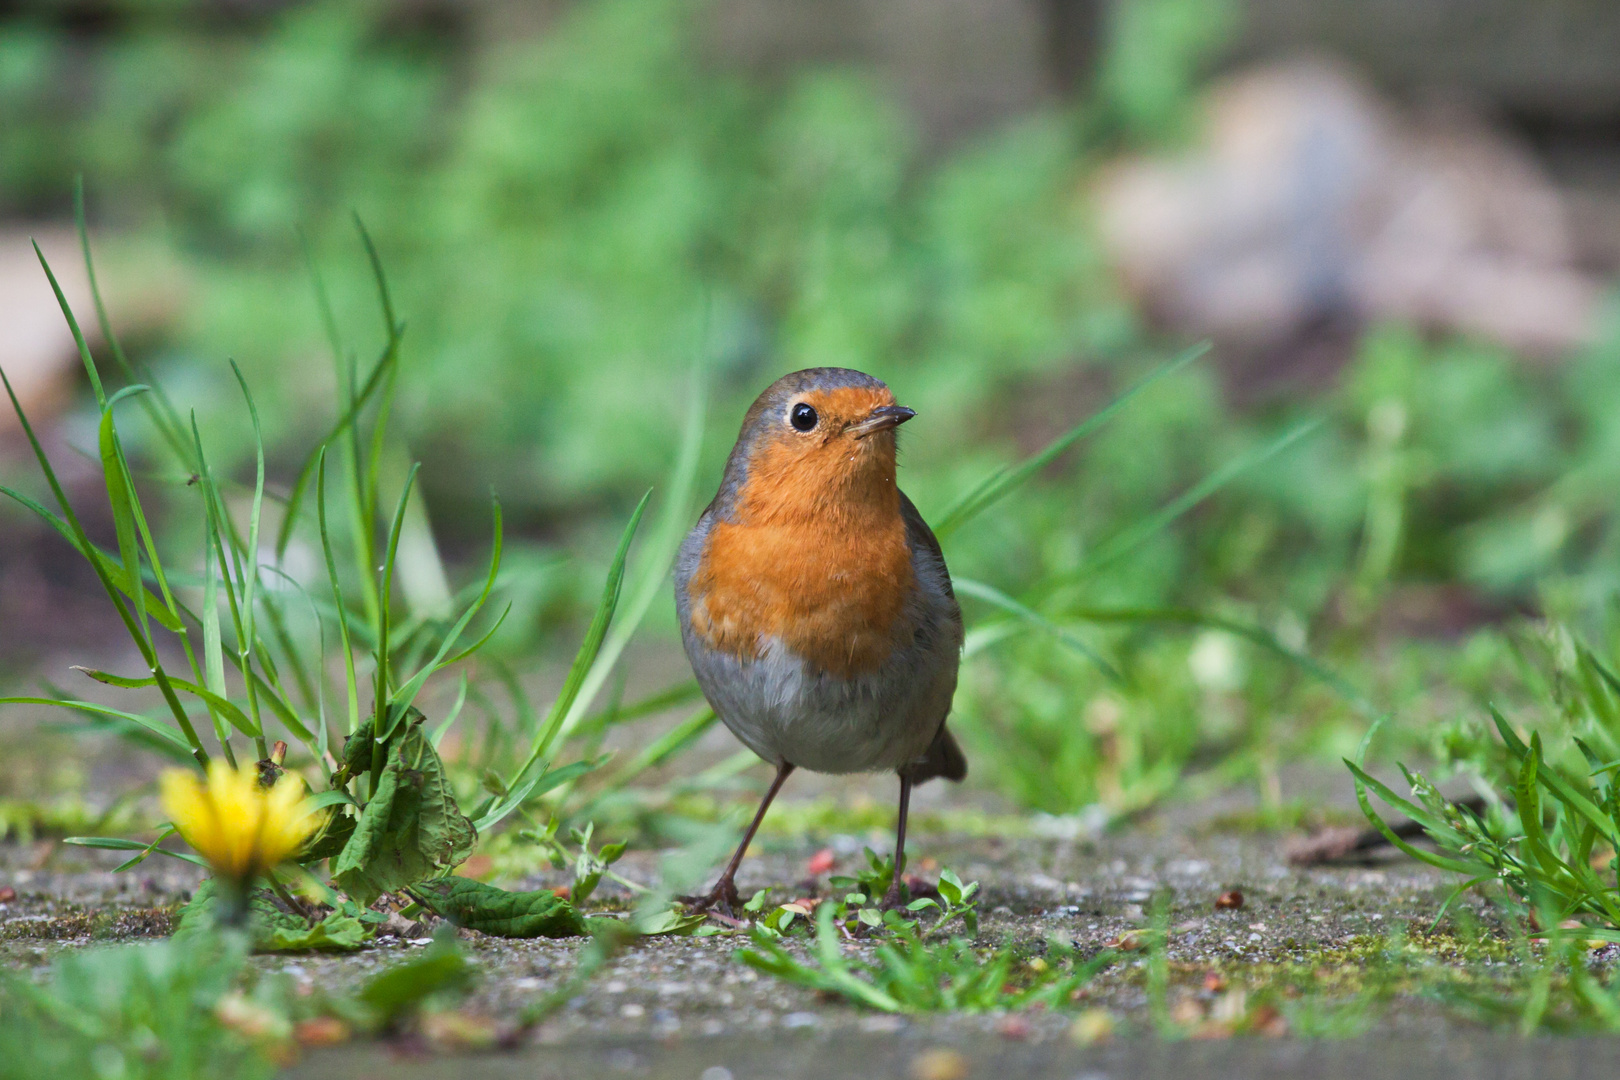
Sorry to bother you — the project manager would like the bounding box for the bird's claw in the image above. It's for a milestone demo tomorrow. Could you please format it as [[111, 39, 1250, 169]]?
[[877, 871, 913, 914], [678, 878, 741, 919]]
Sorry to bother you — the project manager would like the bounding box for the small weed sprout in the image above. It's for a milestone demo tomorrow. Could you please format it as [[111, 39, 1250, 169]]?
[[738, 901, 1115, 1013], [1348, 640, 1620, 940]]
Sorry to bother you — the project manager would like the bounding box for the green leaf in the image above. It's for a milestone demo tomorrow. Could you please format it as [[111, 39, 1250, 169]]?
[[71, 668, 261, 739], [331, 717, 477, 906], [408, 876, 589, 938], [340, 716, 378, 776], [260, 909, 371, 953], [631, 907, 711, 936], [299, 805, 357, 864], [176, 879, 370, 952]]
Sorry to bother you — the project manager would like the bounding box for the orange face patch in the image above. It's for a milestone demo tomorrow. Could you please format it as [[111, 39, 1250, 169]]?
[[688, 384, 916, 677]]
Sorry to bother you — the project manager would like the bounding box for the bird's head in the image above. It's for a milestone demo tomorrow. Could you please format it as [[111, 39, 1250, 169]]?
[[720, 368, 914, 523]]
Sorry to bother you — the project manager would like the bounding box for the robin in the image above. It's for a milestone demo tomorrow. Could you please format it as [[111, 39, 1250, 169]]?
[[675, 367, 965, 915]]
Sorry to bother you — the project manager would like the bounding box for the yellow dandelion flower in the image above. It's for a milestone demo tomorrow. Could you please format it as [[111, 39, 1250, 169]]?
[[160, 761, 321, 883]]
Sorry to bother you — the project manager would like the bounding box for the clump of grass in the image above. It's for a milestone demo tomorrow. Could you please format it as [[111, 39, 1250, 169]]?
[[0, 919, 568, 1078], [738, 900, 1114, 1013], [0, 189, 711, 946], [1348, 628, 1620, 939]]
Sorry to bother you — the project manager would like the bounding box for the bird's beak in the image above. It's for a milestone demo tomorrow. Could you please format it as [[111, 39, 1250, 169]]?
[[849, 404, 916, 439]]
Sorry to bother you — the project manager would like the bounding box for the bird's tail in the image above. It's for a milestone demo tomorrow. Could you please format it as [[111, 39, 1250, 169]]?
[[902, 723, 967, 784]]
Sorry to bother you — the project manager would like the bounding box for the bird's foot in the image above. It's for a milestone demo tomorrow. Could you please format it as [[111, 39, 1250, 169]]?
[[678, 877, 741, 919], [878, 881, 910, 914]]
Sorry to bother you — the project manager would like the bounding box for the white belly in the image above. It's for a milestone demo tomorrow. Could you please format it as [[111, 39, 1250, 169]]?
[[691, 635, 953, 775]]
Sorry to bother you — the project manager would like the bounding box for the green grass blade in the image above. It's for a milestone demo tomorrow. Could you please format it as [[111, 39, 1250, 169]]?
[[317, 450, 362, 736], [75, 178, 192, 465], [191, 410, 250, 759], [1066, 606, 1379, 719], [613, 708, 718, 783], [275, 219, 405, 563], [546, 361, 707, 752], [575, 680, 705, 739], [430, 672, 470, 749], [373, 462, 420, 741], [0, 486, 180, 631], [1344, 761, 1491, 876], [72, 667, 261, 740], [954, 578, 1122, 682], [0, 697, 193, 752], [299, 228, 346, 368], [1, 367, 207, 765], [229, 361, 267, 664], [199, 470, 228, 747], [227, 362, 270, 759], [387, 498, 504, 726], [1488, 705, 1531, 762], [1077, 419, 1322, 579], [62, 835, 210, 870], [32, 241, 104, 406], [508, 491, 651, 787], [1490, 707, 1620, 848], [354, 213, 400, 340], [272, 340, 399, 562], [98, 387, 151, 639], [471, 757, 605, 833], [933, 342, 1210, 538]]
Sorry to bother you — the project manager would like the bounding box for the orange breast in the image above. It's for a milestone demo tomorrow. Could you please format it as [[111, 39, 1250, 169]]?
[[688, 437, 915, 678]]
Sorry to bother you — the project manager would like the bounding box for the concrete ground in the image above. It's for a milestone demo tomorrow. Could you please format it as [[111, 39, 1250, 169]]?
[[4, 802, 1566, 1078]]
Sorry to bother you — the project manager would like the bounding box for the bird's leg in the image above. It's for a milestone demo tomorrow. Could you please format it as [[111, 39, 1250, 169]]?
[[880, 773, 914, 911], [681, 761, 795, 917]]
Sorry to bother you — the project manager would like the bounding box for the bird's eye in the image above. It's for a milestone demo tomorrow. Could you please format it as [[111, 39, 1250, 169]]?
[[789, 402, 818, 432]]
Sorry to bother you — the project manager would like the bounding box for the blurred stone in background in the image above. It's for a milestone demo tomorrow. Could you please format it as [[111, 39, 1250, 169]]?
[[0, 231, 185, 439], [1092, 60, 1601, 358], [0, 230, 94, 437]]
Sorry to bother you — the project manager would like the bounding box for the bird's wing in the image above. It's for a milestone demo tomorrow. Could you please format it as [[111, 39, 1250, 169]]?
[[899, 491, 958, 611], [898, 491, 966, 784]]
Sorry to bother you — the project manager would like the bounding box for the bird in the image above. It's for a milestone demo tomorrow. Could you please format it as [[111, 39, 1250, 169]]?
[[674, 367, 965, 916]]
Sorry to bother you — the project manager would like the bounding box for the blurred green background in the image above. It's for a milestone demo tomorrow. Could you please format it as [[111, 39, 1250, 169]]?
[[7, 0, 1620, 827]]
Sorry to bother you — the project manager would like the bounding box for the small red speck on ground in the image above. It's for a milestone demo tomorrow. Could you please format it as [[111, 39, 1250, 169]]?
[[1215, 889, 1244, 910], [996, 1015, 1032, 1040], [806, 848, 835, 876]]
